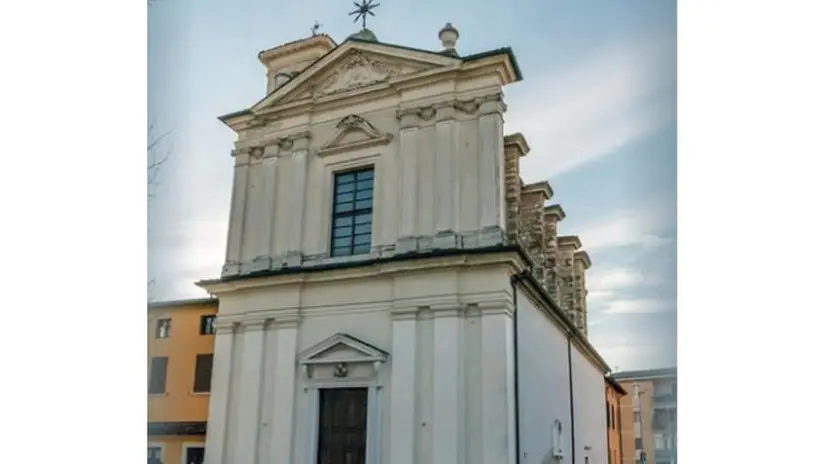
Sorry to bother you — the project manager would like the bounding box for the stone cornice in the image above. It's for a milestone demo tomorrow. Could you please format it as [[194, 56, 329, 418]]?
[[199, 249, 528, 296], [574, 250, 592, 270], [504, 132, 530, 157], [396, 92, 506, 126]]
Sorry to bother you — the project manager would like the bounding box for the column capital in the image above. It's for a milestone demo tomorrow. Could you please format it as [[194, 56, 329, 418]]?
[[214, 321, 237, 335], [478, 92, 506, 116], [396, 107, 421, 129], [390, 306, 419, 321], [273, 314, 301, 329], [241, 318, 269, 331]]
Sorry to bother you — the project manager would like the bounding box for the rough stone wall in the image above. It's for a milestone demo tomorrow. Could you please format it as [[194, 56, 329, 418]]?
[[556, 236, 581, 323], [501, 133, 595, 338], [543, 205, 565, 302], [573, 251, 591, 335], [503, 134, 528, 244], [518, 184, 550, 282]]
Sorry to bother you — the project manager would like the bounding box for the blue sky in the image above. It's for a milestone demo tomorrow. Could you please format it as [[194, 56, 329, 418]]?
[[148, 0, 677, 371]]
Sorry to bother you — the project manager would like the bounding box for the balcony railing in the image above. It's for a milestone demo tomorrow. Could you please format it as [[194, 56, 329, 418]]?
[[652, 393, 677, 406]]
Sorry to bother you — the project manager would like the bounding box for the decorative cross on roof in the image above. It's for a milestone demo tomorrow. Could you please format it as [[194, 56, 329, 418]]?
[[311, 20, 322, 36], [349, 0, 380, 30]]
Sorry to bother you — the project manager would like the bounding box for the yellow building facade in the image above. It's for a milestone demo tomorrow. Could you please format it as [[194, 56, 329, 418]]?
[[605, 376, 627, 464], [148, 298, 218, 464]]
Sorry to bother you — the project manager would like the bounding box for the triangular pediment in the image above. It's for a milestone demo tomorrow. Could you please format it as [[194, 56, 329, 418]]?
[[299, 333, 389, 366], [252, 41, 461, 112], [318, 114, 394, 156]]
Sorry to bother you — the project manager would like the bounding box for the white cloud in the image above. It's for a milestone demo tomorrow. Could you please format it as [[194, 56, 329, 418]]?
[[602, 298, 672, 315], [504, 36, 675, 181], [589, 267, 647, 291], [578, 205, 674, 251]]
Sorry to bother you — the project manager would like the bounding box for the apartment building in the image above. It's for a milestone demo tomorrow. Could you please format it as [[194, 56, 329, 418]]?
[[614, 367, 677, 464], [148, 298, 218, 464]]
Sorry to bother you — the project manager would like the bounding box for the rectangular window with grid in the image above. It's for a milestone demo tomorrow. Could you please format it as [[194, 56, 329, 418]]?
[[331, 168, 374, 257], [193, 354, 214, 393], [155, 318, 171, 339], [148, 356, 168, 394], [200, 315, 216, 335]]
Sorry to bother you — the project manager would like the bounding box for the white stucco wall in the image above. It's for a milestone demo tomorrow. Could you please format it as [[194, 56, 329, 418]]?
[[220, 43, 511, 279], [515, 287, 573, 464], [571, 344, 609, 464], [206, 262, 519, 464]]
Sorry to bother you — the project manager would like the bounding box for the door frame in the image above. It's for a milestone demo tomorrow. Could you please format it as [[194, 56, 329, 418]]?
[[180, 441, 205, 464], [304, 380, 381, 464]]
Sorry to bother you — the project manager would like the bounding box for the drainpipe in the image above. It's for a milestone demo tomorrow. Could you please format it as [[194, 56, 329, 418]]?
[[567, 334, 577, 464], [617, 392, 624, 464], [510, 272, 527, 464], [605, 391, 611, 464]]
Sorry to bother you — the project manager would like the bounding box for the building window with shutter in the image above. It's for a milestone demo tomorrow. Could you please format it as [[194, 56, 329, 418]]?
[[155, 318, 171, 339], [634, 437, 643, 450], [199, 315, 216, 335], [193, 354, 214, 393], [183, 445, 205, 464], [330, 168, 374, 257], [148, 357, 169, 394], [317, 388, 368, 464]]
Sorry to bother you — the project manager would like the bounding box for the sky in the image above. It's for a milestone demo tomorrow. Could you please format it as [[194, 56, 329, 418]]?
[[148, 0, 677, 371]]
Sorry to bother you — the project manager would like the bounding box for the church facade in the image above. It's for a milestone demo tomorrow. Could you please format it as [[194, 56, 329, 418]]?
[[198, 23, 611, 464]]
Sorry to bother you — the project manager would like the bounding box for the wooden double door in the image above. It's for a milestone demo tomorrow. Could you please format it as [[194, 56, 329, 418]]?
[[317, 388, 368, 464]]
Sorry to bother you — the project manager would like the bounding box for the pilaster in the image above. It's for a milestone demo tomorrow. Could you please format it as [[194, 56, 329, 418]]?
[[253, 144, 280, 272], [233, 319, 268, 464], [431, 304, 464, 464], [268, 313, 301, 464], [389, 307, 418, 464], [479, 302, 517, 464], [434, 103, 460, 249], [396, 109, 420, 253], [286, 132, 311, 266], [204, 321, 236, 464], [223, 149, 252, 277], [477, 94, 507, 232], [241, 148, 265, 274]]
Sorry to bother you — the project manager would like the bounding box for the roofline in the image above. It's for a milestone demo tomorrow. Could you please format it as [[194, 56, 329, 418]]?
[[611, 366, 678, 381], [219, 39, 523, 127], [513, 268, 611, 373], [148, 297, 218, 311], [605, 375, 629, 395]]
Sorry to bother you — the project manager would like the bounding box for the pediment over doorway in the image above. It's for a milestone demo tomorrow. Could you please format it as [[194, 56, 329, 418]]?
[[299, 333, 388, 366]]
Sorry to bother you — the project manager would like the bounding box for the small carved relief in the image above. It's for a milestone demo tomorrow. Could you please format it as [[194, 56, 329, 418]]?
[[275, 137, 294, 151], [454, 99, 480, 114], [315, 50, 428, 97], [418, 106, 437, 121], [333, 363, 349, 378], [319, 114, 394, 156], [250, 146, 264, 159]]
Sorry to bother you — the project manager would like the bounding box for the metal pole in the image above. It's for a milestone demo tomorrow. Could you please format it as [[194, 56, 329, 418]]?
[[633, 384, 646, 464]]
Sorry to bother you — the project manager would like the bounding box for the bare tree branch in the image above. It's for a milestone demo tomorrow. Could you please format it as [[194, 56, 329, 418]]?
[[148, 123, 172, 201]]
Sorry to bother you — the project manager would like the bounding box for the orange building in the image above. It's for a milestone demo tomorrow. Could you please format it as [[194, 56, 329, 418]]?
[[614, 367, 677, 464], [605, 375, 627, 464], [148, 298, 218, 464]]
